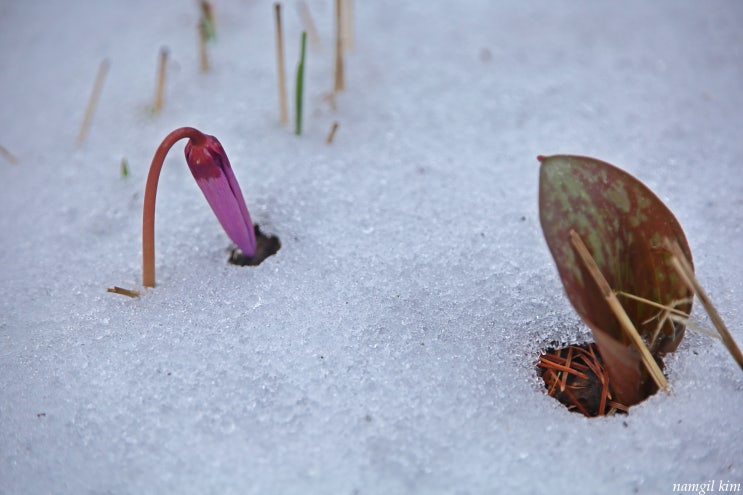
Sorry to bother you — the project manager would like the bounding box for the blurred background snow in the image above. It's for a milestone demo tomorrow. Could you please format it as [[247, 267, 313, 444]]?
[[1, 1, 742, 493]]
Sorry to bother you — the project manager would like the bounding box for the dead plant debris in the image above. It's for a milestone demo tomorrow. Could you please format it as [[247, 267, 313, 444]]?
[[538, 343, 631, 417]]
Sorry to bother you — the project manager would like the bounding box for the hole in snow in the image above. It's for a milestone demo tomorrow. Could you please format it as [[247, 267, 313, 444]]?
[[536, 342, 655, 417], [228, 224, 280, 266]]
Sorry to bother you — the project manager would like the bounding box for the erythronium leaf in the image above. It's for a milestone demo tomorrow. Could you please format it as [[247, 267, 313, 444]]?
[[538, 155, 693, 406], [591, 324, 647, 406]]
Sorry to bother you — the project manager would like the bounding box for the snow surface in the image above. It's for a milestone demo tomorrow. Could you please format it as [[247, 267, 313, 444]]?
[[1, 1, 742, 493]]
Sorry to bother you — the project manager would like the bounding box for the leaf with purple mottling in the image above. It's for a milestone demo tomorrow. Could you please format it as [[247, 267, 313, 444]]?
[[538, 155, 693, 405]]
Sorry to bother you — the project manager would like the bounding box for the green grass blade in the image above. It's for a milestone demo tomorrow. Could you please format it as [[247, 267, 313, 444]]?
[[295, 31, 307, 136]]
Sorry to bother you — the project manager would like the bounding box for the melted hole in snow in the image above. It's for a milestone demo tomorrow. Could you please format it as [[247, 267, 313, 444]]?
[[536, 342, 647, 417], [228, 224, 281, 266]]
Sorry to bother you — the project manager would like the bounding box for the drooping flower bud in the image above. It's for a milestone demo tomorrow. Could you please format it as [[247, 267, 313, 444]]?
[[142, 127, 260, 287], [184, 133, 256, 257]]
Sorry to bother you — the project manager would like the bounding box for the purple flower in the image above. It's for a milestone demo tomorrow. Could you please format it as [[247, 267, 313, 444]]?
[[184, 134, 256, 257]]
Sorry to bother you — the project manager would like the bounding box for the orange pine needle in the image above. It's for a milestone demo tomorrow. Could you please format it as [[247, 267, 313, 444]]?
[[537, 356, 590, 381], [560, 346, 573, 392], [539, 343, 625, 417], [560, 386, 591, 417], [539, 353, 590, 371], [599, 378, 608, 415], [544, 369, 560, 396]]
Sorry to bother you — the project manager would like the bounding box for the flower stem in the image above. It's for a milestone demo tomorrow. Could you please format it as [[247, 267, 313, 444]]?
[[143, 127, 206, 287]]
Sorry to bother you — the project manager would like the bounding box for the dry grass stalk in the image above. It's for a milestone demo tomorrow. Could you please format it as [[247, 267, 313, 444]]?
[[608, 401, 629, 413], [333, 0, 345, 92], [326, 121, 339, 144], [274, 3, 289, 125], [152, 47, 168, 114], [198, 2, 214, 73], [620, 289, 722, 341], [617, 291, 692, 352], [77, 58, 109, 144], [323, 91, 337, 111], [342, 0, 354, 51], [569, 230, 668, 391], [297, 1, 321, 49], [618, 291, 691, 320], [0, 144, 18, 164], [199, 23, 210, 72], [107, 286, 141, 298], [200, 0, 215, 27], [665, 239, 743, 371]]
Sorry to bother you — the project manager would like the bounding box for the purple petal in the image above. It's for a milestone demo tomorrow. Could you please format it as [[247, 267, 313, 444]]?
[[184, 135, 256, 256]]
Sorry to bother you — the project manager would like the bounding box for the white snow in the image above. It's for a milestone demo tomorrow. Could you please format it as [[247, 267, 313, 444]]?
[[1, 1, 742, 493]]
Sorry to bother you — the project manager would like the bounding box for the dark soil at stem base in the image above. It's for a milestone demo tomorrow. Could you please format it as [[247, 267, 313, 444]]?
[[228, 224, 281, 266]]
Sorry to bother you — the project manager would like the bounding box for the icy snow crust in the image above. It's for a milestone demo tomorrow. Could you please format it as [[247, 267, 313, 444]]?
[[1, 1, 742, 493]]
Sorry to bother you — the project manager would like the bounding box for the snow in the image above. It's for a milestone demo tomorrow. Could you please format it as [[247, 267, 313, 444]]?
[[1, 1, 742, 493]]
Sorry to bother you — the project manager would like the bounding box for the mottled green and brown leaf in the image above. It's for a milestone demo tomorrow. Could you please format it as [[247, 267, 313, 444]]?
[[538, 155, 693, 405]]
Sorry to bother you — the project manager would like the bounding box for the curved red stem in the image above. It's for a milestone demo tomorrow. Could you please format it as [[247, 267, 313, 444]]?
[[142, 127, 206, 287]]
